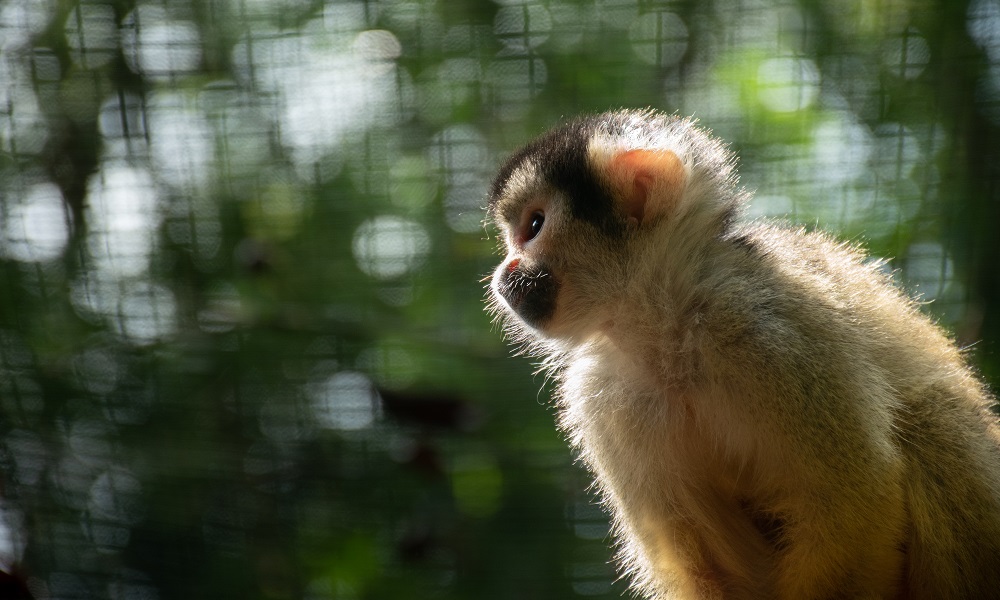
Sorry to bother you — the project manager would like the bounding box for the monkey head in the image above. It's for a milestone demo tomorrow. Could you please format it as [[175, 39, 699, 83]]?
[[485, 109, 743, 345]]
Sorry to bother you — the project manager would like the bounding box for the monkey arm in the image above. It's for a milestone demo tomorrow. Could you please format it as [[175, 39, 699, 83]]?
[[561, 333, 910, 600], [696, 227, 911, 598], [702, 331, 910, 599]]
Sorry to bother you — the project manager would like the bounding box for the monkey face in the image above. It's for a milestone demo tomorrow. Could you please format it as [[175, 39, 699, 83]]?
[[488, 179, 627, 341], [489, 186, 567, 333]]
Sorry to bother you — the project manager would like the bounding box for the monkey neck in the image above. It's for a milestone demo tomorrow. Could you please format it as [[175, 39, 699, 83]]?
[[598, 230, 718, 387]]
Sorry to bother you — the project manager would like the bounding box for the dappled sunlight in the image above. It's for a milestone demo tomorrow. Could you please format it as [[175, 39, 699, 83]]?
[[0, 0, 994, 597]]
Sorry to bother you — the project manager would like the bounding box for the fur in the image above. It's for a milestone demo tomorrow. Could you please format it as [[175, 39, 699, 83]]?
[[486, 109, 1000, 599]]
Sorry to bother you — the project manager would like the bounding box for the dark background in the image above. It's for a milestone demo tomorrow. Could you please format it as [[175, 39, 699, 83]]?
[[1, 0, 999, 598]]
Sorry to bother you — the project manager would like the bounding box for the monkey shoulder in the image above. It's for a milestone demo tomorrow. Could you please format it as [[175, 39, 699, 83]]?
[[699, 220, 987, 420], [704, 221, 908, 346]]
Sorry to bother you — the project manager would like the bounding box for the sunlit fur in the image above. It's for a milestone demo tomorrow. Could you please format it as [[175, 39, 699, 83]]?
[[485, 109, 1000, 599]]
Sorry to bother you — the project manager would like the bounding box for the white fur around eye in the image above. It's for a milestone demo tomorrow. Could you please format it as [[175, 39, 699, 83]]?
[[514, 206, 545, 246]]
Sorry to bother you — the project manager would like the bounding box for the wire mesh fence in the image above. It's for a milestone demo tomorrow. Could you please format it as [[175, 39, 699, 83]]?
[[0, 0, 998, 598]]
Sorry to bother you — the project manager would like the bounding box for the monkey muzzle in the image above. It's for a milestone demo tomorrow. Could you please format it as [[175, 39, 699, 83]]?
[[494, 259, 559, 328]]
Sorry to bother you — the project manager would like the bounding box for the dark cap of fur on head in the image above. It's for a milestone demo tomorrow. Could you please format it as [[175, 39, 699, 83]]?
[[487, 113, 621, 234], [486, 110, 687, 235]]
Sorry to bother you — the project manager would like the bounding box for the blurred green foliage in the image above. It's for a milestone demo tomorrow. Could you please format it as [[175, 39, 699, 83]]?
[[0, 0, 999, 598]]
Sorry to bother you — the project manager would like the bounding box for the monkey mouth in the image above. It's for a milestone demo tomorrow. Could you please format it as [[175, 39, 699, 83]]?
[[498, 265, 559, 327]]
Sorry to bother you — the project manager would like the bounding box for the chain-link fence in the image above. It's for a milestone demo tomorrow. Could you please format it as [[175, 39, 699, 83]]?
[[0, 0, 998, 598]]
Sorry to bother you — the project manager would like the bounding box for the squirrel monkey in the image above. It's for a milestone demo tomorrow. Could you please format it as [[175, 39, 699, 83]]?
[[485, 109, 1000, 599]]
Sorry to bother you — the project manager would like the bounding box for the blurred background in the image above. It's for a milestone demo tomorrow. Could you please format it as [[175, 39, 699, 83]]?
[[1, 0, 999, 598]]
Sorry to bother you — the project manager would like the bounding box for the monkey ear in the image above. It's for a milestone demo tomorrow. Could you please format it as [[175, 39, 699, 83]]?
[[604, 149, 686, 226]]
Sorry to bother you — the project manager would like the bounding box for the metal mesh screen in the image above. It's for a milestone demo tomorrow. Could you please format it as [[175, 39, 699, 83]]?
[[1, 0, 999, 598]]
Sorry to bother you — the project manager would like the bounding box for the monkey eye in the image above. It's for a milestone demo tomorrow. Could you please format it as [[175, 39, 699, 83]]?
[[526, 211, 544, 241]]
